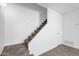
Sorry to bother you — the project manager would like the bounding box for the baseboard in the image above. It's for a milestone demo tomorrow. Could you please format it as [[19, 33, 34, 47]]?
[[29, 44, 61, 56], [63, 43, 79, 49], [4, 41, 24, 46], [39, 43, 62, 56]]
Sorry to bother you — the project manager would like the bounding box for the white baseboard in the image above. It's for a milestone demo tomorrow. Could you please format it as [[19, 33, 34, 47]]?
[[63, 43, 79, 49], [4, 41, 24, 46], [29, 42, 62, 56], [0, 40, 24, 54], [62, 40, 79, 49], [38, 43, 62, 56]]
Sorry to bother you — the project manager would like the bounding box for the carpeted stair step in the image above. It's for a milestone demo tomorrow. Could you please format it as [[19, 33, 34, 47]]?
[[28, 35, 33, 40], [24, 40, 29, 49], [37, 27, 41, 30], [31, 33, 36, 37], [39, 25, 43, 28], [34, 30, 39, 33], [24, 39, 30, 44]]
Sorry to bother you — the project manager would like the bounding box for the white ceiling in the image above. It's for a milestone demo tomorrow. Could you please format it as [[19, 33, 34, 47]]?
[[38, 3, 79, 14]]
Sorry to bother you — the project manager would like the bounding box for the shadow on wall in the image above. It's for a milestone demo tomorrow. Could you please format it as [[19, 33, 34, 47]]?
[[15, 3, 47, 25]]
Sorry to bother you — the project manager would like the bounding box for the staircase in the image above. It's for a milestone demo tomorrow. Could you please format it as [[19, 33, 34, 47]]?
[[24, 19, 47, 49]]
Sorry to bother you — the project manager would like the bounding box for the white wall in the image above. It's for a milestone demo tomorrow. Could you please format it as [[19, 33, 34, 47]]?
[[16, 3, 47, 25], [63, 9, 79, 49], [29, 8, 63, 55], [4, 4, 40, 46], [4, 3, 47, 46], [0, 6, 5, 54]]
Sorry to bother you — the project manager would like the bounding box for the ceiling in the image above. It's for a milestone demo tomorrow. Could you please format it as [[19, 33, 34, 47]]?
[[37, 3, 79, 14]]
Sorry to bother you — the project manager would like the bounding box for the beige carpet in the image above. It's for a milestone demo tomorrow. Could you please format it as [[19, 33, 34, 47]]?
[[40, 44, 79, 56]]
